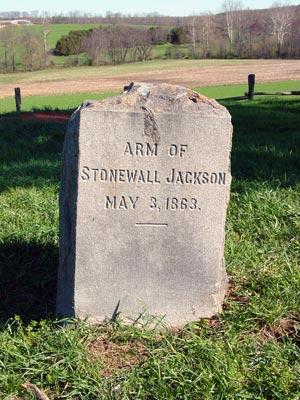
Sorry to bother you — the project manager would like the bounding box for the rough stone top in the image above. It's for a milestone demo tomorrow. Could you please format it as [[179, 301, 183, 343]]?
[[80, 82, 230, 117]]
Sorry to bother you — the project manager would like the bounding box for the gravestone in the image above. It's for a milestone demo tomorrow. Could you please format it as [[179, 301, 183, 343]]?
[[57, 82, 233, 326]]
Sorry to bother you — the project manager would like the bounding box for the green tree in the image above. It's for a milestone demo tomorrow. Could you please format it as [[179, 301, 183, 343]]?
[[54, 29, 92, 60], [167, 27, 186, 45]]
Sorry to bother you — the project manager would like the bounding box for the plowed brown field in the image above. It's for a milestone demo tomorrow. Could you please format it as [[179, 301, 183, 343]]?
[[0, 59, 299, 98]]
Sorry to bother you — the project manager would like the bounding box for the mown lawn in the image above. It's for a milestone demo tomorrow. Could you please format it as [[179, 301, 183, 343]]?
[[1, 80, 300, 114], [0, 93, 299, 399]]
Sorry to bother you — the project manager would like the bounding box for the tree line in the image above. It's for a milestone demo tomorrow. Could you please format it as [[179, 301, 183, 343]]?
[[54, 26, 165, 65], [54, 2, 300, 64], [0, 1, 299, 73]]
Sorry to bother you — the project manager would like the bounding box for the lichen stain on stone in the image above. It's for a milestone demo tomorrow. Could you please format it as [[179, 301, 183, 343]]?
[[141, 106, 160, 142]]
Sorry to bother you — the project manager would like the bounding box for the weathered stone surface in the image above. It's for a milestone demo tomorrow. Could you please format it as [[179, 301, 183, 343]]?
[[57, 82, 233, 326]]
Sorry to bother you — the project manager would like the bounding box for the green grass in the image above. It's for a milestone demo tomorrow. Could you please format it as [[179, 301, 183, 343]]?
[[1, 22, 152, 69], [34, 23, 166, 51], [0, 22, 164, 48], [0, 80, 299, 114], [0, 91, 117, 114], [0, 23, 170, 70], [153, 43, 173, 57], [36, 23, 159, 50], [0, 23, 99, 69], [37, 24, 99, 49], [0, 23, 187, 69], [152, 43, 190, 58], [0, 92, 299, 398], [196, 80, 300, 99]]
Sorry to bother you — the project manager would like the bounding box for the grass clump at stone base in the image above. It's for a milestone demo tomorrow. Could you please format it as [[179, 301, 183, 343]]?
[[0, 93, 299, 399]]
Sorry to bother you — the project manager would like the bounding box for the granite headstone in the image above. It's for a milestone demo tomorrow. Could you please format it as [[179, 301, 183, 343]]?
[[57, 82, 233, 326]]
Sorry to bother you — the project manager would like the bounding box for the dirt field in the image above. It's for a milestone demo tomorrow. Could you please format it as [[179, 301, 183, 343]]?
[[0, 59, 299, 98]]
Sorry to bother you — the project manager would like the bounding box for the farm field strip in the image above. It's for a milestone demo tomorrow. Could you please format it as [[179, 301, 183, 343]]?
[[0, 60, 249, 84], [0, 59, 299, 98], [0, 80, 300, 114]]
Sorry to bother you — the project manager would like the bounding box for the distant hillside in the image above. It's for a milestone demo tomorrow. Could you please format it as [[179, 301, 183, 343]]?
[[0, 5, 299, 73], [0, 5, 300, 27]]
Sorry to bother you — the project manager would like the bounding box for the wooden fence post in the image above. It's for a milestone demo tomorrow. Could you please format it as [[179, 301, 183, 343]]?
[[14, 87, 21, 112], [247, 74, 255, 100]]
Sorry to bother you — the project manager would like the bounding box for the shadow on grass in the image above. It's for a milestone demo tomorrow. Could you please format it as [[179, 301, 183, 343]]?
[[0, 242, 58, 322], [0, 116, 65, 322], [223, 97, 300, 190], [1, 99, 299, 192], [0, 116, 68, 192], [0, 97, 299, 322]]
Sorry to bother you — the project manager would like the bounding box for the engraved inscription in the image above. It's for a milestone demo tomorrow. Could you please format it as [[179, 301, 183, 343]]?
[[149, 196, 200, 211], [168, 144, 188, 157], [81, 167, 161, 184], [166, 169, 226, 185], [105, 195, 139, 210], [103, 195, 201, 212], [165, 197, 200, 210], [124, 142, 158, 156], [81, 142, 228, 213], [81, 166, 226, 186]]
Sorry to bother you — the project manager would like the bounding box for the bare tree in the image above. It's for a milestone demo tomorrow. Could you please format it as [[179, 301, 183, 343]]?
[[222, 0, 244, 55], [84, 31, 98, 65], [269, 1, 293, 57], [43, 27, 50, 66], [106, 26, 129, 64], [20, 27, 45, 71], [0, 25, 18, 72], [134, 29, 153, 61], [200, 13, 214, 58], [41, 11, 50, 24], [289, 15, 300, 57], [148, 26, 167, 44], [84, 26, 127, 65], [186, 16, 200, 57], [84, 26, 153, 65], [235, 7, 250, 57]]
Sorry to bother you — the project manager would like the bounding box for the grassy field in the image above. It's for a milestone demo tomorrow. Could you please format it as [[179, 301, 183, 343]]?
[[36, 24, 99, 49], [0, 24, 98, 69], [197, 80, 300, 99], [35, 23, 165, 49], [34, 23, 158, 50], [0, 59, 251, 84], [1, 23, 164, 69], [0, 23, 181, 69], [1, 58, 299, 100], [0, 90, 299, 398], [0, 91, 117, 113], [0, 80, 299, 113]]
